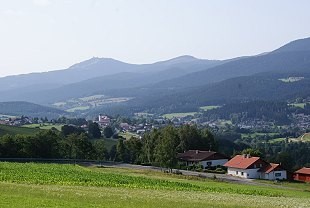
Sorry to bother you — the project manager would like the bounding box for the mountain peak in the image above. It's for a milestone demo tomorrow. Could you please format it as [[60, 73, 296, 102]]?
[[272, 37, 310, 54], [153, 55, 200, 66], [69, 57, 123, 69], [168, 55, 199, 62]]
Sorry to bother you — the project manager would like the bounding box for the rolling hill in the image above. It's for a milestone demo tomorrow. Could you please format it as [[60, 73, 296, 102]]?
[[0, 124, 41, 137], [0, 102, 66, 118]]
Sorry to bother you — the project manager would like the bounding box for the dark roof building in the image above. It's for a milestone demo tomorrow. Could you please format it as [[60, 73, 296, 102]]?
[[177, 150, 229, 168]]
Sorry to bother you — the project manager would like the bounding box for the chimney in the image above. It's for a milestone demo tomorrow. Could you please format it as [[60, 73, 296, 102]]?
[[196, 150, 199, 154], [242, 154, 246, 158]]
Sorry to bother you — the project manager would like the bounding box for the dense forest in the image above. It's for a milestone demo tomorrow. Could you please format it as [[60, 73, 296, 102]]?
[[202, 101, 297, 125]]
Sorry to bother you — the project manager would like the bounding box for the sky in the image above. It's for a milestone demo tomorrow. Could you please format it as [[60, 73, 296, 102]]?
[[0, 0, 310, 77]]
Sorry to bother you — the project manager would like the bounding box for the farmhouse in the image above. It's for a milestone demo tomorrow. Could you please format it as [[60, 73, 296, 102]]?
[[177, 150, 229, 169], [293, 167, 310, 182], [224, 155, 287, 180]]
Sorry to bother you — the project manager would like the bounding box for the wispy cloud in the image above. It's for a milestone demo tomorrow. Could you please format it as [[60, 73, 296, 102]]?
[[2, 9, 24, 17], [32, 0, 51, 7]]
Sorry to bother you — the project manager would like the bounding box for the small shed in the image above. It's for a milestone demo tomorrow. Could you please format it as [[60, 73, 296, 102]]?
[[293, 167, 310, 182]]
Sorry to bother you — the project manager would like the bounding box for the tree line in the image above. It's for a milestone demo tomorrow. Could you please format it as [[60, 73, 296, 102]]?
[[0, 125, 216, 169], [114, 125, 217, 169]]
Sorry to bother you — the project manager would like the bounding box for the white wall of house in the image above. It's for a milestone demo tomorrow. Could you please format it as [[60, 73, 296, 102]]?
[[227, 167, 260, 179], [261, 171, 287, 180], [200, 159, 228, 168]]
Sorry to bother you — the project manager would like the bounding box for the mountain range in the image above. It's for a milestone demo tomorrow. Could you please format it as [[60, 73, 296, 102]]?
[[0, 37, 310, 117]]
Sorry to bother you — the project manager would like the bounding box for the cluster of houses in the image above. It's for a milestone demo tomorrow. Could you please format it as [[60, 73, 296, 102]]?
[[292, 113, 310, 130], [0, 116, 32, 126], [177, 150, 310, 182]]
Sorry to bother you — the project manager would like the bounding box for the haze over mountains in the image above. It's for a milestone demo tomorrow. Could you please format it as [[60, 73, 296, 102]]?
[[0, 37, 310, 117]]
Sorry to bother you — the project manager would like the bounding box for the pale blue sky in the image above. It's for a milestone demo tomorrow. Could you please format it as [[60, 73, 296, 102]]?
[[0, 0, 309, 77]]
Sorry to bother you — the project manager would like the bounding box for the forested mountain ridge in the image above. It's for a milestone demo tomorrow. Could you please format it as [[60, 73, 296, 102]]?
[[0, 56, 222, 103], [0, 101, 66, 118], [0, 37, 310, 117]]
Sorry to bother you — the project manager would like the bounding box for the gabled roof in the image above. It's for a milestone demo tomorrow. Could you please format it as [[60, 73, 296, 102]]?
[[224, 155, 261, 169], [177, 150, 228, 162], [259, 163, 284, 173], [295, 167, 310, 175]]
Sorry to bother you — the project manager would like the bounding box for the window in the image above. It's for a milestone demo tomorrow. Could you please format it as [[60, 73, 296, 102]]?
[[259, 164, 262, 167], [253, 165, 256, 168], [275, 173, 281, 177], [206, 162, 212, 166], [247, 174, 249, 176], [236, 171, 238, 175], [241, 172, 244, 176]]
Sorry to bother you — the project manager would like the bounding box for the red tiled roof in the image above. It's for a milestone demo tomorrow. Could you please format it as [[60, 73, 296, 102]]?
[[295, 167, 310, 175], [224, 155, 260, 169], [259, 163, 282, 173], [177, 150, 228, 162]]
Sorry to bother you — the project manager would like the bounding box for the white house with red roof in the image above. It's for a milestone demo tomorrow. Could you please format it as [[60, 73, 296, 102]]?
[[259, 163, 287, 180], [224, 154, 287, 180]]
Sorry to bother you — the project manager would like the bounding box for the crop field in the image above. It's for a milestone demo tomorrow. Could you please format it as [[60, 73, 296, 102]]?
[[0, 124, 41, 136], [0, 162, 309, 208]]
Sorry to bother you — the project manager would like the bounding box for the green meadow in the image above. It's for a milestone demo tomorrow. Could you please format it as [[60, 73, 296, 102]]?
[[163, 112, 197, 119], [22, 123, 64, 131], [0, 162, 309, 208], [0, 124, 41, 136]]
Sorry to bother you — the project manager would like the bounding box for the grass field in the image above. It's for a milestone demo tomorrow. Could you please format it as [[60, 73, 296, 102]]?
[[0, 124, 41, 137], [279, 77, 304, 83], [269, 137, 286, 143], [289, 103, 307, 108], [66, 106, 90, 112], [104, 138, 118, 150], [200, 105, 221, 111], [241, 132, 279, 139], [0, 162, 309, 208], [119, 132, 140, 140], [299, 133, 310, 142], [22, 123, 64, 131], [163, 112, 197, 119]]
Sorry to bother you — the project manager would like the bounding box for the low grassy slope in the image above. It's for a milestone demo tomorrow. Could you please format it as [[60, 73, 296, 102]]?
[[300, 133, 310, 142], [163, 112, 197, 119], [119, 132, 140, 140], [0, 101, 65, 118], [0, 124, 41, 136], [0, 162, 309, 208], [200, 105, 221, 111], [22, 123, 63, 131], [90, 138, 117, 152]]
